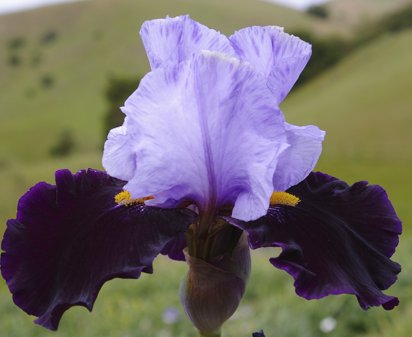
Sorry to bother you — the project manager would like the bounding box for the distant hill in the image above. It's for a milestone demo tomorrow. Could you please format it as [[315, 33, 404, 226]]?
[[263, 0, 412, 36], [324, 0, 411, 31]]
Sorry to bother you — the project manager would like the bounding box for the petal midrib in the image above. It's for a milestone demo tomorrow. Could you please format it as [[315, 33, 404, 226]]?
[[194, 67, 217, 213]]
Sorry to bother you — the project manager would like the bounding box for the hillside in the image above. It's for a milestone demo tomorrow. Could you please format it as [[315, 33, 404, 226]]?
[[325, 0, 411, 29]]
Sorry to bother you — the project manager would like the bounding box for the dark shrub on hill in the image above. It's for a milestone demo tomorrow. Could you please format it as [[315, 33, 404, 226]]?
[[7, 37, 26, 50], [306, 5, 329, 19], [49, 129, 75, 157], [383, 3, 412, 32], [7, 54, 21, 67], [103, 76, 140, 143], [41, 30, 58, 44], [40, 74, 55, 89]]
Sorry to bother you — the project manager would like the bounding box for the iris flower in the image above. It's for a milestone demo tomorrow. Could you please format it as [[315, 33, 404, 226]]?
[[0, 15, 401, 337]]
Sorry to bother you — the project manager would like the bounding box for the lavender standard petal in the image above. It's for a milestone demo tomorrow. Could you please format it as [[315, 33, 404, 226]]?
[[272, 122, 325, 191], [113, 51, 289, 221], [102, 120, 137, 181], [230, 26, 311, 103], [228, 172, 401, 310], [140, 15, 236, 70], [0, 169, 195, 330], [104, 18, 322, 221]]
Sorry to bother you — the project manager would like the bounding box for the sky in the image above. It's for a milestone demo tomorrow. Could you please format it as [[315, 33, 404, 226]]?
[[263, 0, 329, 10], [0, 0, 84, 14], [0, 0, 330, 15]]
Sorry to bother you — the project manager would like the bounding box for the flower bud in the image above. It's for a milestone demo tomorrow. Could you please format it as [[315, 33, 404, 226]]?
[[180, 233, 250, 335]]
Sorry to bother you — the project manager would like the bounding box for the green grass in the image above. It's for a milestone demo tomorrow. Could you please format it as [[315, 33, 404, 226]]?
[[1, 2, 411, 336]]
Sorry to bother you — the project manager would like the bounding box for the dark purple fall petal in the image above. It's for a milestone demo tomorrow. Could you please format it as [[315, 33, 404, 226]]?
[[228, 172, 401, 310], [252, 330, 266, 337], [160, 232, 187, 261], [0, 169, 195, 330]]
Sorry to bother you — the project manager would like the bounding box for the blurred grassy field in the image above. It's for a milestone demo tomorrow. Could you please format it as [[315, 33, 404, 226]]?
[[0, 0, 411, 336]]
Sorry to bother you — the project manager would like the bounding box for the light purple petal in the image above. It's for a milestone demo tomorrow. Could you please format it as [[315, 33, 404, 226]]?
[[102, 118, 137, 181], [140, 15, 236, 70], [230, 26, 311, 103], [118, 51, 288, 221], [273, 122, 325, 191]]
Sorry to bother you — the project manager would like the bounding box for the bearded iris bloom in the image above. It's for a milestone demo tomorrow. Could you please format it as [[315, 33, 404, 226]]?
[[0, 15, 401, 336]]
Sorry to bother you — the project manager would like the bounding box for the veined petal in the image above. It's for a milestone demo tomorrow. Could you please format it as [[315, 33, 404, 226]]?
[[117, 51, 288, 221], [228, 172, 401, 310], [0, 169, 195, 330], [272, 122, 325, 191], [230, 26, 311, 103], [102, 118, 137, 181], [140, 15, 236, 70]]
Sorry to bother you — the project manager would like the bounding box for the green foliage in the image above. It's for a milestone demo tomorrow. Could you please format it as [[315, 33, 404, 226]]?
[[49, 129, 75, 157], [6, 37, 25, 67], [7, 54, 21, 67], [103, 76, 140, 141], [7, 36, 26, 50], [41, 30, 58, 44], [382, 3, 412, 33], [306, 5, 329, 19], [40, 74, 55, 89]]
